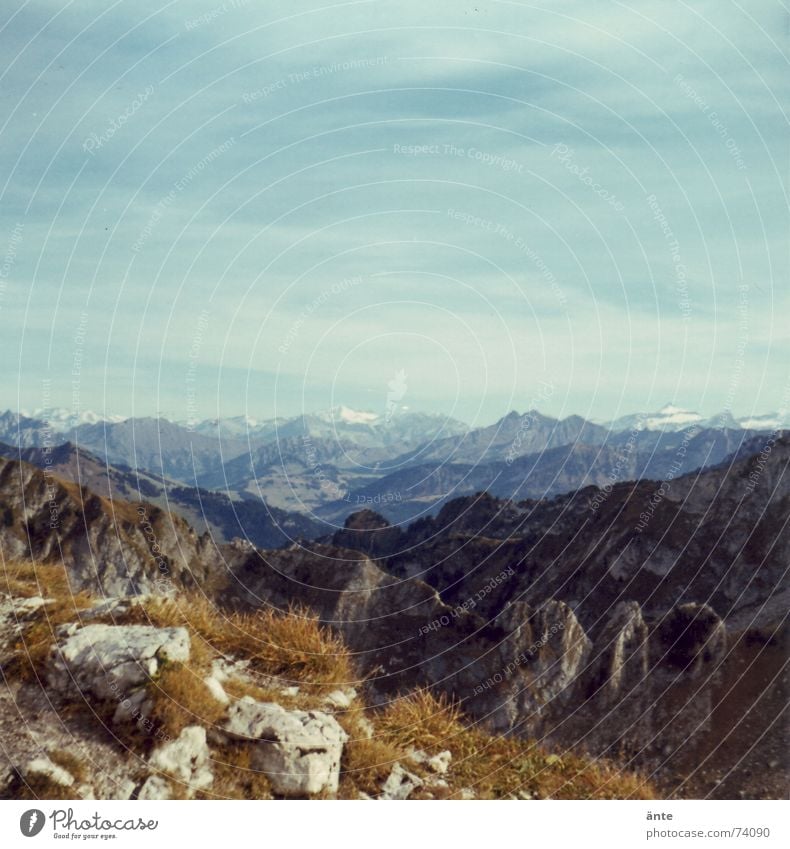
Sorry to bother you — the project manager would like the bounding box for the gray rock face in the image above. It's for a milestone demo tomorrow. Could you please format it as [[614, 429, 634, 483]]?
[[586, 601, 650, 706], [0, 455, 234, 596], [47, 624, 190, 723], [222, 698, 348, 797]]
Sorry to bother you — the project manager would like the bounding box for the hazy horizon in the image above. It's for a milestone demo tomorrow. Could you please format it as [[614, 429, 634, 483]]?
[[4, 398, 787, 432]]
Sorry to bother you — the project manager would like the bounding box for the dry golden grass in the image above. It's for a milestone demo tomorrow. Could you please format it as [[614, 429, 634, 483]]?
[[338, 737, 403, 798], [1, 560, 89, 602], [117, 594, 355, 694], [446, 728, 655, 799], [372, 690, 655, 800], [5, 749, 88, 801], [2, 561, 657, 800], [376, 689, 464, 752], [197, 743, 273, 800], [48, 749, 88, 785], [1, 562, 93, 681], [336, 703, 405, 797], [146, 663, 226, 742]]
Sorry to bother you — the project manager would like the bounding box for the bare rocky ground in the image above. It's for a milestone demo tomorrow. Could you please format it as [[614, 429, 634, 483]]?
[[0, 596, 144, 798]]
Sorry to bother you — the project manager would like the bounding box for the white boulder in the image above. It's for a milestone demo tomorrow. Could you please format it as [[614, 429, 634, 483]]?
[[148, 726, 212, 796], [138, 775, 172, 800], [380, 762, 423, 800], [223, 697, 348, 797], [47, 624, 190, 723], [25, 757, 75, 788]]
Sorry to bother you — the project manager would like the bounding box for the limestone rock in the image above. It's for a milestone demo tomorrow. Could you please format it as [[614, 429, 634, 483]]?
[[47, 624, 190, 723], [25, 757, 75, 788], [587, 601, 649, 704], [148, 726, 212, 796], [324, 688, 357, 709], [223, 698, 347, 797], [408, 748, 452, 775], [115, 780, 137, 800], [204, 675, 230, 705], [380, 762, 423, 800]]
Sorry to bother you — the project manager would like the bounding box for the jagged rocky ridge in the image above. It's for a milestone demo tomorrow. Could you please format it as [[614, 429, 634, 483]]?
[[0, 441, 324, 549]]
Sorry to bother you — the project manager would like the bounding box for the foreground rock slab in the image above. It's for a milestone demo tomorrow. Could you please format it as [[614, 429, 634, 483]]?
[[47, 624, 190, 723], [147, 726, 213, 797], [223, 697, 347, 796]]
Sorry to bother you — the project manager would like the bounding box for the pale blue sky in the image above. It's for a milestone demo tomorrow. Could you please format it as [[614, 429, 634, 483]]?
[[1, 0, 788, 427]]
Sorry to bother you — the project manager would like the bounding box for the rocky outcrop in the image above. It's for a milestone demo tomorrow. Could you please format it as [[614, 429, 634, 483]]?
[[232, 527, 752, 793], [330, 510, 403, 558], [0, 456, 238, 596], [221, 698, 348, 796], [653, 603, 727, 676], [379, 762, 423, 800], [585, 601, 649, 706], [143, 726, 213, 798], [47, 624, 190, 724]]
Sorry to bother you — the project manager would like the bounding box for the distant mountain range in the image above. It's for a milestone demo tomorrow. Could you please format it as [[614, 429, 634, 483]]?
[[0, 405, 786, 528], [317, 426, 767, 524], [9, 402, 790, 437], [602, 402, 767, 432]]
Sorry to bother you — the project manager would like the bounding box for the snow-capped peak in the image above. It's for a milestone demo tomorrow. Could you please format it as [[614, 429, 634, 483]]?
[[657, 403, 690, 416], [340, 406, 379, 425], [648, 405, 704, 427], [737, 412, 790, 431], [321, 405, 380, 425], [607, 404, 704, 433], [20, 408, 127, 432]]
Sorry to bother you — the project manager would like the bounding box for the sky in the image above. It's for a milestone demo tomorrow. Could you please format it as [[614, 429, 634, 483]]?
[[0, 0, 788, 428]]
